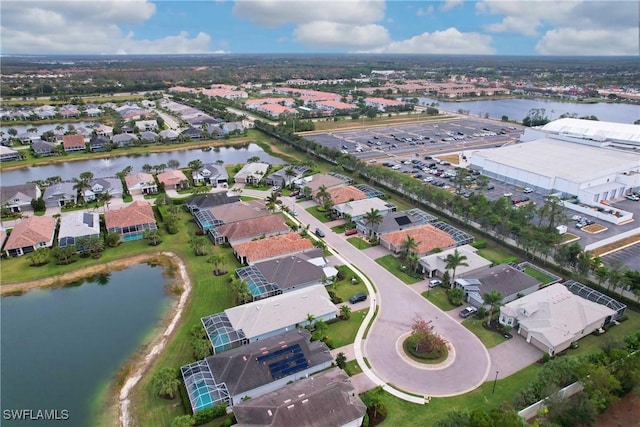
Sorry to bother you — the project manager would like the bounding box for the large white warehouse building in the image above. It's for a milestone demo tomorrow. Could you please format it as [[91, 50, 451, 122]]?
[[471, 123, 640, 206]]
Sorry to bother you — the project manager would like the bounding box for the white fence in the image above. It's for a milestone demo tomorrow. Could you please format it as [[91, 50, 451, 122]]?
[[563, 201, 633, 225], [584, 227, 640, 252], [518, 382, 584, 420]]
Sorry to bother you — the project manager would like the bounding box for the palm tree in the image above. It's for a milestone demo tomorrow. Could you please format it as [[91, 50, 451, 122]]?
[[144, 228, 163, 246], [142, 163, 153, 173], [363, 208, 383, 235], [189, 236, 208, 256], [188, 159, 203, 176], [316, 184, 331, 207], [230, 277, 252, 304], [151, 367, 180, 399], [167, 159, 180, 170], [482, 290, 504, 326], [340, 305, 351, 320], [444, 249, 469, 288], [207, 254, 225, 276], [399, 235, 418, 260], [284, 166, 297, 188], [406, 251, 420, 273]]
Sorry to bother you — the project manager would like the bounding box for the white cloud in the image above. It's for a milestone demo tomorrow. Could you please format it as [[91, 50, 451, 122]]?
[[536, 28, 639, 55], [416, 5, 434, 17], [363, 27, 496, 54], [294, 22, 390, 48], [1, 1, 214, 54], [233, 0, 385, 27], [440, 0, 463, 12]]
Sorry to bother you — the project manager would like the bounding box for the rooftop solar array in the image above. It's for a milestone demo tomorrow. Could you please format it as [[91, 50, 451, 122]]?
[[256, 343, 309, 380], [353, 184, 385, 199], [83, 213, 94, 227], [201, 313, 248, 354], [235, 265, 282, 299], [564, 280, 627, 321], [431, 221, 474, 246], [405, 208, 438, 224], [181, 360, 230, 413], [327, 172, 354, 184], [194, 210, 224, 231]]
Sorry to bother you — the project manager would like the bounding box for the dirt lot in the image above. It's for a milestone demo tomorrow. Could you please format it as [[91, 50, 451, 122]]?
[[582, 223, 608, 234], [591, 234, 640, 256], [595, 389, 640, 427]]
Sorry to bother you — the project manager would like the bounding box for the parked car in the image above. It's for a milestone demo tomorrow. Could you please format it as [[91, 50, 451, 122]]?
[[486, 185, 495, 190], [428, 279, 443, 288], [459, 306, 478, 318], [349, 293, 367, 304], [503, 192, 513, 197], [523, 188, 533, 193], [315, 228, 325, 237], [345, 229, 358, 236], [626, 194, 640, 201]]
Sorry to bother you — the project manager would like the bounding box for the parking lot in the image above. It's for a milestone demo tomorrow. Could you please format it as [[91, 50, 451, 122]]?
[[305, 117, 523, 160], [602, 242, 640, 271]]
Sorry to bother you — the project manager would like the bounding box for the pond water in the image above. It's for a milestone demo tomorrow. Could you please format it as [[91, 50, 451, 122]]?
[[0, 143, 285, 186], [0, 263, 172, 426], [417, 97, 639, 124]]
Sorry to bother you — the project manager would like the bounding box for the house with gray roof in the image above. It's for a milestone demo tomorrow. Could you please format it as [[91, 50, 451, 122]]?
[[186, 192, 240, 213], [58, 212, 100, 249], [0, 146, 21, 162], [43, 182, 76, 207], [357, 208, 435, 237], [88, 136, 111, 152], [140, 131, 159, 143], [32, 140, 58, 156], [111, 133, 138, 147], [265, 165, 309, 187], [0, 183, 41, 212], [232, 368, 366, 427], [159, 129, 180, 141], [83, 178, 123, 202], [234, 162, 270, 184], [455, 264, 541, 308], [419, 244, 493, 279], [192, 164, 229, 187], [333, 197, 396, 222], [181, 127, 203, 140], [181, 329, 333, 413]]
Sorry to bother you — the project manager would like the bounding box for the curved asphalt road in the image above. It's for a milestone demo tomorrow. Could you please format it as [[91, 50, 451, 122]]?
[[281, 196, 491, 397]]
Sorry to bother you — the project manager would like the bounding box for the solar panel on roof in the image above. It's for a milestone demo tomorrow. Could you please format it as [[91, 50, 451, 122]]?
[[83, 213, 94, 227], [394, 215, 411, 226]]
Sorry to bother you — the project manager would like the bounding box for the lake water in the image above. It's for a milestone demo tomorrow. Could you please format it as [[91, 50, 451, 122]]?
[[417, 97, 639, 124], [0, 143, 285, 186], [0, 263, 171, 426]]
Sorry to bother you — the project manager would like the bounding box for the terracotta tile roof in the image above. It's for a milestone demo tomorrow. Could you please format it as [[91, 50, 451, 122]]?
[[217, 215, 290, 242], [125, 172, 155, 189], [233, 232, 314, 264], [209, 200, 270, 223], [5, 216, 56, 251], [382, 224, 455, 255], [326, 186, 367, 205], [0, 229, 6, 249], [156, 169, 188, 186], [104, 201, 156, 230], [62, 134, 85, 149]]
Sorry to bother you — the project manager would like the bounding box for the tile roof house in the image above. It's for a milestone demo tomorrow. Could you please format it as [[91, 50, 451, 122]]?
[[31, 140, 58, 156], [380, 224, 456, 256], [134, 119, 158, 131], [332, 197, 396, 222], [233, 162, 270, 184], [83, 177, 123, 202], [296, 173, 348, 193], [4, 216, 57, 257], [159, 129, 180, 141], [455, 264, 541, 308], [215, 215, 290, 245], [0, 228, 6, 251], [96, 124, 114, 137], [58, 212, 100, 249], [88, 135, 111, 152], [419, 244, 492, 279], [192, 164, 229, 186], [181, 127, 203, 140], [157, 169, 189, 190], [43, 182, 77, 207], [125, 173, 158, 195], [140, 131, 159, 142], [104, 201, 157, 242], [62, 134, 86, 152], [499, 283, 617, 356], [233, 232, 315, 264], [232, 368, 366, 427], [208, 200, 270, 224], [319, 186, 367, 206], [180, 329, 333, 412], [0, 183, 41, 212]]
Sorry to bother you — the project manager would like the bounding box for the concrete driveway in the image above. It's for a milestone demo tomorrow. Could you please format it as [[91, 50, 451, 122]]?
[[283, 197, 491, 397], [488, 334, 543, 380]]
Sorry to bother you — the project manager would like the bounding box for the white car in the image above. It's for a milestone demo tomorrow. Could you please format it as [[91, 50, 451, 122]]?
[[503, 192, 513, 197], [523, 188, 533, 193], [428, 279, 443, 288], [625, 194, 640, 201], [572, 215, 584, 221]]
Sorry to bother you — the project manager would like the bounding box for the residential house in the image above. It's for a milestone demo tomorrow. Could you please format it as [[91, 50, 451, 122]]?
[[62, 134, 86, 153], [232, 369, 366, 427], [181, 127, 203, 140], [0, 228, 6, 251], [419, 244, 493, 279], [233, 162, 270, 184], [499, 282, 619, 356], [265, 165, 308, 187], [111, 133, 138, 147], [192, 164, 229, 187], [60, 107, 80, 118], [364, 97, 406, 112], [186, 192, 240, 213], [84, 107, 103, 117], [380, 224, 456, 257], [95, 124, 114, 137], [4, 216, 56, 257], [125, 172, 158, 196], [232, 232, 315, 264], [295, 173, 348, 193], [332, 197, 396, 222], [159, 129, 180, 141], [356, 208, 435, 237], [455, 264, 541, 308], [221, 121, 248, 134], [43, 182, 76, 207], [256, 104, 298, 118], [314, 100, 357, 112], [0, 183, 41, 213], [180, 329, 333, 412], [318, 186, 367, 206], [104, 201, 157, 242], [83, 178, 123, 202], [135, 119, 158, 131], [214, 215, 291, 245], [195, 200, 270, 231], [0, 146, 22, 162], [157, 169, 189, 190], [201, 285, 337, 353], [140, 131, 159, 143], [32, 140, 58, 156], [58, 212, 100, 249], [17, 132, 40, 145], [88, 136, 111, 152]]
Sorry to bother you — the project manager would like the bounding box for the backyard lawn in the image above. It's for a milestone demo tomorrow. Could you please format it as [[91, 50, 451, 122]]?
[[347, 237, 374, 250], [421, 288, 458, 312], [305, 206, 332, 223], [462, 318, 509, 349], [564, 309, 640, 357], [326, 309, 367, 349], [523, 266, 554, 284], [375, 254, 421, 285], [476, 241, 519, 265]]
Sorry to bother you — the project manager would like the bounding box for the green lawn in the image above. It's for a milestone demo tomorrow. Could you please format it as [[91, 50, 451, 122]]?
[[326, 309, 367, 349], [421, 288, 458, 312], [476, 242, 519, 265], [305, 206, 332, 223], [462, 318, 509, 349], [564, 309, 640, 357], [523, 266, 553, 284], [331, 269, 368, 303], [375, 254, 421, 285], [347, 237, 374, 250], [344, 360, 363, 377], [374, 363, 542, 426], [331, 223, 348, 234]]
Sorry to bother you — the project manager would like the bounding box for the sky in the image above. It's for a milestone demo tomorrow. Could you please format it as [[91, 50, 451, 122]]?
[[1, 0, 638, 56]]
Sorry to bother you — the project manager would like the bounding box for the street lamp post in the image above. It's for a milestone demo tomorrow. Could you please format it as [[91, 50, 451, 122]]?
[[492, 371, 499, 394]]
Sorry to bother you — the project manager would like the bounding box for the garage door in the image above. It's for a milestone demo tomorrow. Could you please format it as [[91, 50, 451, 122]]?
[[529, 336, 549, 354]]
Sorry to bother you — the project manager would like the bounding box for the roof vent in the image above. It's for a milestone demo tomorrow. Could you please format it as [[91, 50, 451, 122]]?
[[267, 410, 273, 417]]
